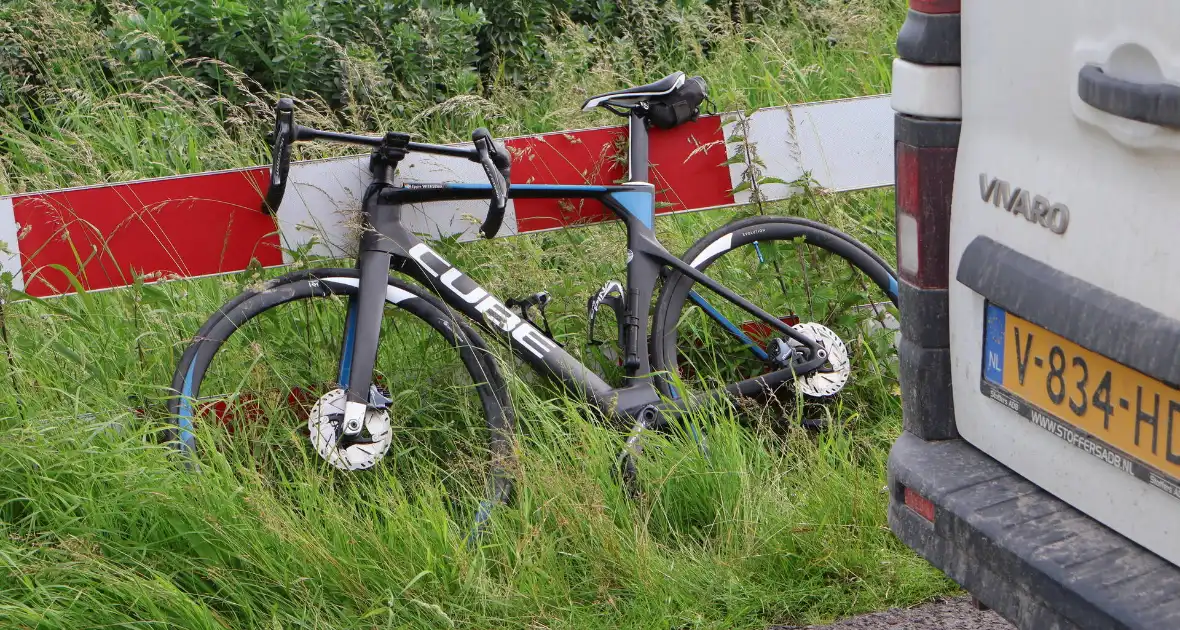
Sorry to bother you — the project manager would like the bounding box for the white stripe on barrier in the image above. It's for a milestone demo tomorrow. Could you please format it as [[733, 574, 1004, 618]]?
[[276, 148, 523, 261], [725, 107, 802, 204], [723, 95, 894, 204], [0, 197, 23, 292], [277, 157, 369, 263], [400, 153, 519, 243], [794, 95, 896, 191]]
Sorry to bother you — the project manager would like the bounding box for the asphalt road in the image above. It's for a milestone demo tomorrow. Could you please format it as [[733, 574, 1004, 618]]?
[[772, 596, 1015, 630]]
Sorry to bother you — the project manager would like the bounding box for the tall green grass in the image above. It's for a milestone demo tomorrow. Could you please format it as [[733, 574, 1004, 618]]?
[[0, 1, 958, 628], [0, 0, 902, 195]]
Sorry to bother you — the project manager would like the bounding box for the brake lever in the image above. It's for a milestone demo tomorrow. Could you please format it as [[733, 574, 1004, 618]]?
[[262, 98, 295, 215], [472, 129, 510, 238]]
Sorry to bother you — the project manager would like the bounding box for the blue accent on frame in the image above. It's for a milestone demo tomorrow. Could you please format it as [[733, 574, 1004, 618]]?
[[688, 290, 770, 361], [516, 183, 609, 192], [466, 498, 496, 546], [448, 183, 609, 193], [338, 300, 359, 388], [179, 359, 197, 451], [689, 423, 708, 456], [888, 275, 898, 301], [609, 190, 655, 229], [983, 303, 1006, 385]]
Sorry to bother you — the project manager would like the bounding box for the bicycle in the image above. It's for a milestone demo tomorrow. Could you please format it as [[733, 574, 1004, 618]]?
[[166, 72, 899, 529]]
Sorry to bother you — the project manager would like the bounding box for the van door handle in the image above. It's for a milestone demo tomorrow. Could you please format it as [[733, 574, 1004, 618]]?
[[1078, 64, 1180, 129]]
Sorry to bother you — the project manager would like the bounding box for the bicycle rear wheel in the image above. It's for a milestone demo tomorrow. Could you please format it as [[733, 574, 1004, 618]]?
[[651, 215, 899, 418], [166, 268, 514, 513]]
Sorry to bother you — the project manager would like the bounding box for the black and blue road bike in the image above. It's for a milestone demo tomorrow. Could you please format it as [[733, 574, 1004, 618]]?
[[166, 73, 899, 524]]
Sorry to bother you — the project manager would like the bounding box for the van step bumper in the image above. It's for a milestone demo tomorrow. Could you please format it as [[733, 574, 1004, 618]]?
[[888, 432, 1180, 630]]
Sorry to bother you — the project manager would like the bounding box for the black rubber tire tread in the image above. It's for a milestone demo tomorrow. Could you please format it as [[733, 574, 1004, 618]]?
[[170, 268, 356, 398], [165, 268, 515, 504], [172, 268, 514, 425], [650, 215, 898, 398]]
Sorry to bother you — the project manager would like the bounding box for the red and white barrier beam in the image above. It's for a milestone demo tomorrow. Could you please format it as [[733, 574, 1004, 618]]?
[[0, 94, 893, 298]]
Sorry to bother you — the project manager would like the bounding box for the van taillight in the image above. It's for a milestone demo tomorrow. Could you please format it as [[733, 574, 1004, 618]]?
[[895, 142, 956, 290], [909, 0, 960, 13], [892, 0, 960, 444]]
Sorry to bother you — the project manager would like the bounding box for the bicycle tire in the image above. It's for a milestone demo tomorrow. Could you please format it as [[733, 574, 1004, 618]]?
[[165, 268, 515, 508], [651, 215, 899, 402]]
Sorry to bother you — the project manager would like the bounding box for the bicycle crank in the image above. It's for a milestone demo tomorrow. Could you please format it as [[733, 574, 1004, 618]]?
[[308, 388, 392, 470], [784, 322, 851, 398]]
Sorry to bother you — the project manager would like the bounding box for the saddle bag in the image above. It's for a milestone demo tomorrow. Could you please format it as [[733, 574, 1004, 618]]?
[[645, 76, 708, 130]]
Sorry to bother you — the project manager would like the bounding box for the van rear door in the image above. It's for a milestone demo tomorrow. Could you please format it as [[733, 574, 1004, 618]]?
[[949, 0, 1180, 567]]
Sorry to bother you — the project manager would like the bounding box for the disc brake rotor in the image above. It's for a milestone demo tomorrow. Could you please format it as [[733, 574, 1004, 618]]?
[[308, 388, 392, 471], [792, 322, 851, 398]]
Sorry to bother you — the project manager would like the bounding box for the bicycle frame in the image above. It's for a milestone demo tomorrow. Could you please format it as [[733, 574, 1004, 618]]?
[[334, 112, 826, 432]]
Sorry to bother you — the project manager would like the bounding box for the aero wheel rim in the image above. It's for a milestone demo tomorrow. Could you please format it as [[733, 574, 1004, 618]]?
[[178, 282, 499, 503], [669, 237, 898, 407]]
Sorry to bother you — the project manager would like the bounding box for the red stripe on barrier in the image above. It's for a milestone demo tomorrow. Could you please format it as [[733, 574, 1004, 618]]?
[[508, 117, 731, 233], [14, 169, 280, 297], [507, 127, 626, 232], [651, 118, 732, 213], [909, 0, 960, 14]]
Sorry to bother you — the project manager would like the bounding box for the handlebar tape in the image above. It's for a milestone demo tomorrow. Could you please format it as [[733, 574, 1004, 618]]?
[[262, 98, 296, 215], [472, 128, 512, 239]]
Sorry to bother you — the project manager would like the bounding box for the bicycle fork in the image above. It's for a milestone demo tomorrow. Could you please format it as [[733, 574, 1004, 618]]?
[[338, 152, 405, 436], [338, 247, 393, 435]]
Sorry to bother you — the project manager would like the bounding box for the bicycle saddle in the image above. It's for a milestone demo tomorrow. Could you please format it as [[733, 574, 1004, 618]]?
[[581, 71, 687, 112]]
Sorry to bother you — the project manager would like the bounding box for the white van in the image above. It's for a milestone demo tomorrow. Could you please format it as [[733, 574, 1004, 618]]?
[[886, 1, 1180, 627]]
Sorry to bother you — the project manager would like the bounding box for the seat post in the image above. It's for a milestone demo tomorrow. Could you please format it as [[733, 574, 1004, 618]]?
[[628, 110, 649, 183]]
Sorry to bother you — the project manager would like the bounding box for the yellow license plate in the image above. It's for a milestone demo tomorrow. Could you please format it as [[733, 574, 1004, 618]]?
[[982, 303, 1180, 499]]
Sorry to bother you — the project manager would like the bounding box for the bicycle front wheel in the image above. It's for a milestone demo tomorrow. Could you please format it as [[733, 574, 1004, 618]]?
[[651, 216, 899, 417], [165, 268, 514, 508]]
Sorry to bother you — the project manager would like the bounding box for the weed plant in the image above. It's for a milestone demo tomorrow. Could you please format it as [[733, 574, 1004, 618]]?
[[0, 1, 957, 627]]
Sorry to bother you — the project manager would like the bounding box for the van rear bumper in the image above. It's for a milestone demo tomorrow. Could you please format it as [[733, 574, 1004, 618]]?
[[888, 431, 1180, 630]]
